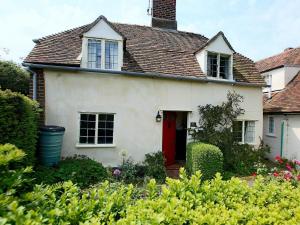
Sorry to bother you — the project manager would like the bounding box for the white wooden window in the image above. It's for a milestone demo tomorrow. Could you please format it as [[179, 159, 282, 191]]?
[[268, 116, 275, 135], [87, 39, 119, 70], [207, 52, 231, 79], [263, 74, 272, 92], [79, 113, 114, 145], [233, 120, 256, 144]]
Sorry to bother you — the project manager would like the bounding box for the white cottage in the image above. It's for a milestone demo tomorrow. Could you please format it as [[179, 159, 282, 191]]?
[[24, 0, 265, 167], [256, 47, 300, 161]]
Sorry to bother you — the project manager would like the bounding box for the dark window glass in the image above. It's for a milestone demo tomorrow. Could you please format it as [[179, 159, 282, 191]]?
[[233, 121, 243, 142], [220, 55, 230, 79], [207, 53, 218, 77], [87, 39, 101, 69]]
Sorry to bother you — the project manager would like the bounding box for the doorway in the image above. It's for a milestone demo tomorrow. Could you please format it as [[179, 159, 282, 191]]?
[[162, 111, 187, 166]]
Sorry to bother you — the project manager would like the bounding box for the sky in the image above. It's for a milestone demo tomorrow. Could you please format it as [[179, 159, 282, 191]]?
[[0, 0, 299, 63]]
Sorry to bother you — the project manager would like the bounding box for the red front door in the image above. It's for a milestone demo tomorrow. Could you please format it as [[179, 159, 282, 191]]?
[[162, 111, 176, 166]]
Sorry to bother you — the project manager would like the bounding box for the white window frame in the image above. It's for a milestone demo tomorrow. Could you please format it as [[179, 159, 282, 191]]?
[[233, 120, 256, 145], [76, 112, 116, 148], [206, 51, 233, 80], [267, 116, 275, 136], [263, 74, 272, 92], [86, 38, 119, 70]]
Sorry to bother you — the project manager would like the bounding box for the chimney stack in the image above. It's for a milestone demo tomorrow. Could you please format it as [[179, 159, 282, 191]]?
[[151, 0, 177, 30]]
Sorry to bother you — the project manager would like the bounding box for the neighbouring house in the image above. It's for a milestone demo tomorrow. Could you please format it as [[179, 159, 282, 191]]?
[[23, 0, 265, 167], [256, 47, 300, 160]]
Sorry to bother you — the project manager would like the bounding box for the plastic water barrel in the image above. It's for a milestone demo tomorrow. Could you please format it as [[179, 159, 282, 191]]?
[[39, 126, 65, 166]]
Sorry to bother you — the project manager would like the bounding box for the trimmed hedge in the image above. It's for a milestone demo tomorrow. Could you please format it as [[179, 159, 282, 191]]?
[[0, 90, 40, 166], [187, 142, 223, 180]]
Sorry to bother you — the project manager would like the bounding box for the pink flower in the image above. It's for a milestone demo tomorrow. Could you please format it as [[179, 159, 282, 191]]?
[[113, 169, 121, 176], [284, 171, 292, 181], [294, 160, 300, 166], [275, 155, 283, 164], [286, 163, 293, 171], [252, 172, 257, 177], [297, 175, 300, 181], [273, 172, 279, 177]]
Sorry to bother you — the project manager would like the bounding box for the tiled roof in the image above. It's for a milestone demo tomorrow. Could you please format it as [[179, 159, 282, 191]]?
[[24, 17, 264, 85], [264, 71, 300, 113], [256, 47, 300, 73]]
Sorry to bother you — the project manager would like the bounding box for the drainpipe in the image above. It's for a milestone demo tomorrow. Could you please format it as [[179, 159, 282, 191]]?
[[25, 68, 37, 100]]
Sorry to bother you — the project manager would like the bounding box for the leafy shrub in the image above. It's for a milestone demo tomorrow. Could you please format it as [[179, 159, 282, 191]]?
[[119, 158, 140, 183], [2, 163, 300, 224], [0, 144, 32, 194], [227, 142, 270, 175], [0, 89, 40, 166], [0, 60, 30, 95], [186, 142, 223, 180], [33, 155, 108, 188], [144, 151, 166, 182]]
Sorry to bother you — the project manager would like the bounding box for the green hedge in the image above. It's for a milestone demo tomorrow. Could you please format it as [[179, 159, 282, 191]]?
[[186, 142, 223, 180], [1, 145, 300, 224], [0, 90, 39, 166], [33, 155, 108, 188]]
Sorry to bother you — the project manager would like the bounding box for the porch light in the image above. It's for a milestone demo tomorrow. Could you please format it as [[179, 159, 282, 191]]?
[[156, 111, 162, 122]]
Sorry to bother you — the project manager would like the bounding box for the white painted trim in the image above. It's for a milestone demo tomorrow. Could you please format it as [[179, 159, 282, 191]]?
[[77, 112, 116, 146], [76, 144, 116, 148], [235, 120, 257, 144]]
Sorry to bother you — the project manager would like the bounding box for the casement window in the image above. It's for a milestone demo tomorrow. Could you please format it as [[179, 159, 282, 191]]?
[[263, 74, 272, 92], [268, 116, 275, 135], [87, 39, 119, 70], [79, 113, 114, 146], [233, 120, 256, 144], [207, 52, 231, 80]]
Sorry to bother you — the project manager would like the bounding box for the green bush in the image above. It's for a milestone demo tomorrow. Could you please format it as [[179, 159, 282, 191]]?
[[0, 60, 30, 95], [227, 142, 270, 175], [1, 146, 300, 224], [0, 90, 39, 166], [187, 142, 223, 180], [33, 155, 108, 188], [144, 151, 166, 182]]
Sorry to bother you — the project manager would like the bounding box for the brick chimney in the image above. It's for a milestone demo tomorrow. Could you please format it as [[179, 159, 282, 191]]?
[[151, 0, 177, 30]]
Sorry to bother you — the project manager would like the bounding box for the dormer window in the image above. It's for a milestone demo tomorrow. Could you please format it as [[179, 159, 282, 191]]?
[[207, 52, 231, 79], [105, 41, 118, 69], [88, 39, 101, 69], [87, 39, 119, 70]]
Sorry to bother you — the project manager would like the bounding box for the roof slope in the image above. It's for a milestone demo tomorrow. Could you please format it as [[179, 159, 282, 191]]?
[[24, 17, 264, 85], [256, 47, 300, 73], [264, 71, 300, 113]]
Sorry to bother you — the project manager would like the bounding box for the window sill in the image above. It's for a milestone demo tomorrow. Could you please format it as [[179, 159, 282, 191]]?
[[206, 77, 234, 82], [266, 134, 276, 138], [76, 144, 116, 148]]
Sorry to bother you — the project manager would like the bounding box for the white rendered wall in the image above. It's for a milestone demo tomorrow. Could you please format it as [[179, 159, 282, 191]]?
[[263, 114, 300, 160], [44, 70, 263, 166]]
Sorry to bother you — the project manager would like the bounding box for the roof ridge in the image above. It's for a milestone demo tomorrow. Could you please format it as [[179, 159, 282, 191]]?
[[256, 46, 300, 63]]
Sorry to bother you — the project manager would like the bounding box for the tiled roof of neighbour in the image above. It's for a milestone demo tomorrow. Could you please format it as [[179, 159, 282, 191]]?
[[264, 71, 300, 113], [256, 47, 300, 73], [24, 16, 264, 85]]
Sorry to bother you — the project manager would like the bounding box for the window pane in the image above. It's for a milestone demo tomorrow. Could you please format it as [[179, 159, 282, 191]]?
[[207, 53, 218, 77], [233, 121, 243, 142], [244, 121, 255, 143], [96, 114, 114, 144], [269, 117, 274, 134], [220, 55, 230, 79], [105, 41, 118, 70], [79, 113, 96, 144], [87, 39, 101, 69]]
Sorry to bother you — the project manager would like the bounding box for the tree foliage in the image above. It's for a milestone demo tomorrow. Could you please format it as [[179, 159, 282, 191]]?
[[0, 60, 30, 95]]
